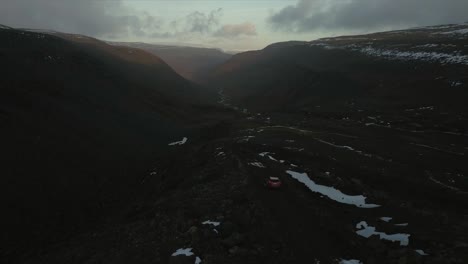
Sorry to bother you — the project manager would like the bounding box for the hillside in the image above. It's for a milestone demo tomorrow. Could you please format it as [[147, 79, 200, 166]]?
[[206, 23, 468, 115], [0, 26, 224, 257], [109, 42, 232, 83]]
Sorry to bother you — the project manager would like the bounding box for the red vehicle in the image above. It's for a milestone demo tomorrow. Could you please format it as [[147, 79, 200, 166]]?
[[266, 176, 282, 189]]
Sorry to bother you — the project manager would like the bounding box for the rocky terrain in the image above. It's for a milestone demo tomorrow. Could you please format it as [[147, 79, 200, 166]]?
[[1, 24, 468, 264], [15, 109, 468, 264]]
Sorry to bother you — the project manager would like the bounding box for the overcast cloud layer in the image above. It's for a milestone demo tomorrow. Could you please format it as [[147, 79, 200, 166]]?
[[0, 0, 139, 37], [1, 0, 467, 50], [268, 0, 468, 33], [0, 0, 256, 40]]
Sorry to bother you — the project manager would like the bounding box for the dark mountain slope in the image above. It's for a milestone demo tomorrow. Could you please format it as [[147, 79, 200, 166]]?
[[3, 24, 468, 264], [109, 42, 232, 83], [52, 33, 217, 104], [0, 27, 222, 257], [205, 24, 468, 113]]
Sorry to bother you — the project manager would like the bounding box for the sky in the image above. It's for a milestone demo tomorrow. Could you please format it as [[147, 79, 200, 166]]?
[[1, 0, 468, 51]]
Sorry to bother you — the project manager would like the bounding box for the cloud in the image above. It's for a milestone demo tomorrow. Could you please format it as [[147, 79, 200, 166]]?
[[147, 10, 256, 40], [147, 9, 225, 40], [0, 1, 255, 44], [268, 0, 468, 33], [0, 0, 164, 39], [214, 22, 257, 38], [0, 1, 232, 41], [186, 8, 223, 34]]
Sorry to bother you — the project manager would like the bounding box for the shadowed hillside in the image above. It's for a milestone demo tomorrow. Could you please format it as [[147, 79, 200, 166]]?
[[109, 42, 232, 83], [0, 26, 225, 256], [205, 24, 468, 115]]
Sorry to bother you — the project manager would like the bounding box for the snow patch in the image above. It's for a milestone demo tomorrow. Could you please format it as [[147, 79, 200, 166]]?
[[358, 46, 468, 65], [415, 44, 439, 48], [339, 260, 363, 264], [419, 106, 434, 111], [168, 137, 188, 146], [249, 162, 266, 168], [238, 136, 255, 142], [310, 43, 337, 50], [286, 170, 380, 208], [438, 28, 468, 35], [259, 152, 279, 162], [415, 249, 429, 256], [380, 217, 393, 222], [202, 220, 221, 227], [172, 248, 194, 257], [395, 223, 409, 227], [356, 221, 410, 246], [284, 147, 305, 152]]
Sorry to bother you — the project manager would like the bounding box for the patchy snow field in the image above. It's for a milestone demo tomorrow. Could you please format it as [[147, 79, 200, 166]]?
[[356, 221, 410, 246], [286, 170, 380, 208], [171, 248, 194, 256]]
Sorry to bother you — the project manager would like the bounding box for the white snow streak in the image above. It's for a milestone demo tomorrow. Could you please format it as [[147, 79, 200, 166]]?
[[415, 249, 429, 256], [172, 248, 194, 256], [202, 220, 221, 227], [168, 137, 188, 146], [286, 170, 380, 208], [249, 162, 266, 168], [380, 217, 393, 222]]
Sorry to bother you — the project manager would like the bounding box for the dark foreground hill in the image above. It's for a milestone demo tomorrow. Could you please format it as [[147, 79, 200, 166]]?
[[0, 26, 227, 258], [109, 42, 232, 83]]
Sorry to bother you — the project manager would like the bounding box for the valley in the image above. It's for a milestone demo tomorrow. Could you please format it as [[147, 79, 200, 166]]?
[[1, 22, 468, 264]]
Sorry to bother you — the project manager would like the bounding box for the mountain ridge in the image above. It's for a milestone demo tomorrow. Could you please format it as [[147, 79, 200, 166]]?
[[205, 23, 468, 113]]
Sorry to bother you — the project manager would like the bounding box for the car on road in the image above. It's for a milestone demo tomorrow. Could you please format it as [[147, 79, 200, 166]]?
[[266, 176, 282, 189]]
